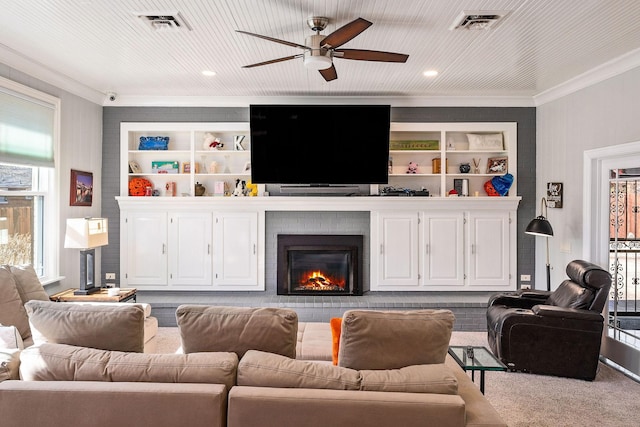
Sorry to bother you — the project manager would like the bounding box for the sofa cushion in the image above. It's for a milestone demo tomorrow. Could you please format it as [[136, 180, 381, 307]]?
[[25, 300, 145, 353], [9, 264, 49, 303], [338, 309, 455, 370], [0, 266, 31, 342], [19, 343, 238, 390], [237, 349, 360, 390], [296, 322, 332, 361], [176, 305, 298, 358], [360, 364, 458, 394], [546, 280, 594, 309]]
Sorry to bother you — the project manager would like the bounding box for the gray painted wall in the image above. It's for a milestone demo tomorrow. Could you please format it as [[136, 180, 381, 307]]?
[[102, 106, 536, 290]]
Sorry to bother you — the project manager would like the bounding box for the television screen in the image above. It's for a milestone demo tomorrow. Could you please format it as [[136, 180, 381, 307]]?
[[250, 105, 390, 185]]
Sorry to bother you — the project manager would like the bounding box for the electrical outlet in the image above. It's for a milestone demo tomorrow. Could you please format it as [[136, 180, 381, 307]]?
[[105, 273, 116, 280], [520, 274, 531, 281], [521, 284, 531, 290]]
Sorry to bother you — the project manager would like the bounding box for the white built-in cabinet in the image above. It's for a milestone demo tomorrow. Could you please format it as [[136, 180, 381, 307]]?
[[212, 212, 259, 289], [124, 211, 168, 286], [370, 206, 516, 291], [168, 212, 212, 287], [117, 121, 520, 292], [119, 205, 263, 291]]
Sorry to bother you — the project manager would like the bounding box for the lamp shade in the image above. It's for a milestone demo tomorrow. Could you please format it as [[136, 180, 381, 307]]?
[[525, 216, 554, 237], [64, 218, 108, 249]]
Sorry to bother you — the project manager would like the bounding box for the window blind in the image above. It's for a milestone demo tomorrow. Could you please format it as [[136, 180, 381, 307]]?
[[0, 85, 56, 168]]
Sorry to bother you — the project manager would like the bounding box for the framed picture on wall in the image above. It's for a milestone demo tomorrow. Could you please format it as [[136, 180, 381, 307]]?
[[70, 169, 93, 206], [486, 157, 508, 174]]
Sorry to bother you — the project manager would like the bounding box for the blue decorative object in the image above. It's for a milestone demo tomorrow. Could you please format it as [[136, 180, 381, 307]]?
[[139, 136, 169, 150], [491, 173, 514, 196]]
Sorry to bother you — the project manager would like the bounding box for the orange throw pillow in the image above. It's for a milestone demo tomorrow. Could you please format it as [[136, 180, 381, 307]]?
[[330, 317, 342, 365]]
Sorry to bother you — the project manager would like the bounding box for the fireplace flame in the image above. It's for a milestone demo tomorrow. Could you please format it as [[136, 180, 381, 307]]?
[[293, 270, 345, 291]]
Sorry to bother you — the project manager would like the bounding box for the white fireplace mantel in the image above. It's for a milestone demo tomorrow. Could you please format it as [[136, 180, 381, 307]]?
[[116, 195, 521, 211]]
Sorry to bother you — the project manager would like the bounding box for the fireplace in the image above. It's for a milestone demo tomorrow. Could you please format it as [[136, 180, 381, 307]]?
[[277, 234, 363, 296]]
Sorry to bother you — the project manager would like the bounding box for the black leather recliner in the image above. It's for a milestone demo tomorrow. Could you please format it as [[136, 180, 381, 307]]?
[[486, 259, 611, 381]]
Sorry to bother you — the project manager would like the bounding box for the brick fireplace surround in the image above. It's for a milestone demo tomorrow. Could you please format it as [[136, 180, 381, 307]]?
[[143, 211, 493, 331]]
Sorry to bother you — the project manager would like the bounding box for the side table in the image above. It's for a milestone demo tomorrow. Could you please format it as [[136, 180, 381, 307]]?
[[49, 288, 137, 303], [448, 345, 507, 394]]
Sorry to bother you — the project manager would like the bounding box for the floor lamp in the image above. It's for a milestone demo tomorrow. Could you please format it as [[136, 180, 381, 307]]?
[[64, 218, 108, 295], [525, 198, 554, 291]]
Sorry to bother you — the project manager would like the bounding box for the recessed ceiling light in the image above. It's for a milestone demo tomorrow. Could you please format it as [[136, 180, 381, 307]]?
[[423, 70, 438, 77], [202, 70, 216, 77]]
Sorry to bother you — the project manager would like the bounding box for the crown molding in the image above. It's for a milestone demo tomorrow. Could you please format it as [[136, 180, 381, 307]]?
[[106, 95, 535, 108], [0, 43, 105, 104], [534, 47, 640, 106]]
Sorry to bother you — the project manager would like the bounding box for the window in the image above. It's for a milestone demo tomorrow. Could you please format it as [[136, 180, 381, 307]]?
[[0, 77, 60, 282]]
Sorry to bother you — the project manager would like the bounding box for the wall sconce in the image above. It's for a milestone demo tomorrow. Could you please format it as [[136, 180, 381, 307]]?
[[525, 198, 554, 291], [64, 218, 108, 295]]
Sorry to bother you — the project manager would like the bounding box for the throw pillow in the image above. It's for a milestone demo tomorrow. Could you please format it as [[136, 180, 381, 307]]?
[[0, 266, 32, 342], [20, 343, 238, 389], [337, 309, 455, 370], [176, 305, 298, 358], [237, 349, 360, 390], [9, 264, 49, 303], [25, 300, 145, 353], [330, 317, 342, 365]]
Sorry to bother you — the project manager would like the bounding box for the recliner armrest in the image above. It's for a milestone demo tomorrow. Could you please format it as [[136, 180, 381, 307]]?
[[488, 291, 547, 309], [532, 304, 603, 322], [519, 291, 551, 300]]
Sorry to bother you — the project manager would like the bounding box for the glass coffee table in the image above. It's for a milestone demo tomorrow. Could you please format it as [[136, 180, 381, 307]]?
[[448, 346, 507, 394]]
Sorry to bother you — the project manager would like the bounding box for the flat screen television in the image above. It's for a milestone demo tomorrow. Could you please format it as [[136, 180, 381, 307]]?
[[250, 104, 390, 185]]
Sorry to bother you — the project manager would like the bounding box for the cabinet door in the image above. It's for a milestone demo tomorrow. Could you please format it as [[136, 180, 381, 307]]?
[[212, 212, 259, 288], [467, 211, 511, 288], [374, 211, 420, 289], [124, 212, 168, 286], [168, 212, 212, 287], [421, 212, 465, 286]]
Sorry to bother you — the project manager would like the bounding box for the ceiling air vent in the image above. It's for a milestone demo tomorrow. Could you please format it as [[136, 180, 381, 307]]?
[[450, 10, 509, 30], [136, 11, 192, 31]]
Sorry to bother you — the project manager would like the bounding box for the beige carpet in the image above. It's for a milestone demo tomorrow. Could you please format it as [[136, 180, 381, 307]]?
[[154, 327, 640, 427]]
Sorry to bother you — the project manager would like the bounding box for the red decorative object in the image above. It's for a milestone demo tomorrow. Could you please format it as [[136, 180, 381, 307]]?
[[129, 177, 152, 196], [484, 179, 500, 196]]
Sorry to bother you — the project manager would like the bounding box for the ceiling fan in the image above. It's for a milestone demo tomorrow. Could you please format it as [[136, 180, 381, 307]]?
[[236, 17, 409, 82]]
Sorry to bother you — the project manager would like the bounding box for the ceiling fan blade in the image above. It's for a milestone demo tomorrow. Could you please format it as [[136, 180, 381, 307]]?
[[242, 54, 302, 68], [335, 49, 409, 63], [319, 64, 338, 81], [236, 30, 309, 50], [320, 17, 372, 49]]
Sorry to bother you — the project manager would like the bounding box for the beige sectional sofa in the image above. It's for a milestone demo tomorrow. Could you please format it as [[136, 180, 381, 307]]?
[[0, 305, 507, 427], [0, 264, 158, 352]]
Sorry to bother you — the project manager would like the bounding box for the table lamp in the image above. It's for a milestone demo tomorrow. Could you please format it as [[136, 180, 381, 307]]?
[[64, 217, 108, 295], [525, 198, 554, 291]]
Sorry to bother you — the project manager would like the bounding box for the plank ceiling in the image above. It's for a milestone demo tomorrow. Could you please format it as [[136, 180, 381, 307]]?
[[1, 0, 640, 104]]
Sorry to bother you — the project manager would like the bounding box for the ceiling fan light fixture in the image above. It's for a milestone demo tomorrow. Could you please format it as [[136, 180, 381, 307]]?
[[304, 34, 332, 70], [303, 53, 332, 70]]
